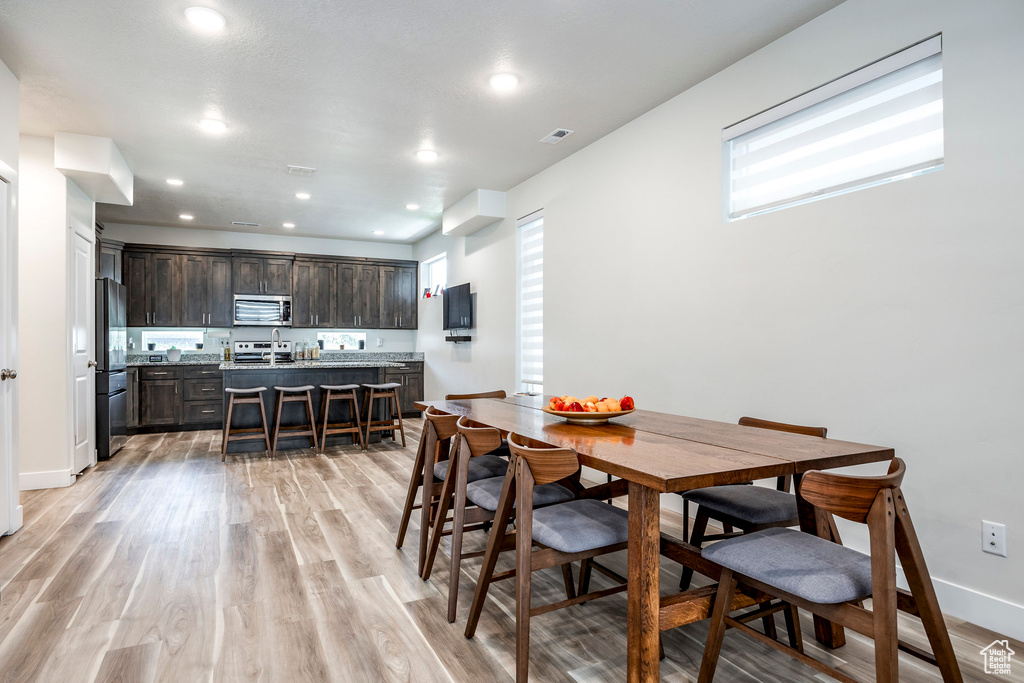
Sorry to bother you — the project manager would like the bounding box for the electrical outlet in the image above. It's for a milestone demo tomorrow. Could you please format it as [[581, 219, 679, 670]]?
[[376, 337, 383, 347], [982, 521, 1007, 557]]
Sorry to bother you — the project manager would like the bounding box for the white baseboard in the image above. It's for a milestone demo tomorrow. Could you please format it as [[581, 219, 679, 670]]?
[[898, 568, 1024, 642], [19, 469, 74, 490]]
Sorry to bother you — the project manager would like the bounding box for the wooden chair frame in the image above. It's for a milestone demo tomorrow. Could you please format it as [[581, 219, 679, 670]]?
[[270, 387, 318, 456], [362, 384, 406, 448], [221, 389, 271, 461], [698, 458, 964, 683], [317, 386, 364, 452]]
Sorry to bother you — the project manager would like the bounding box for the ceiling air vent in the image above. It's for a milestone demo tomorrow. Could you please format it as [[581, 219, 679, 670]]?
[[231, 221, 261, 227], [539, 128, 574, 144], [286, 165, 317, 177]]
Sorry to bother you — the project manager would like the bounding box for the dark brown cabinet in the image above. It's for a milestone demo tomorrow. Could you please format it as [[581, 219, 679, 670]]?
[[293, 260, 337, 328], [232, 255, 293, 296], [140, 378, 181, 426], [126, 367, 138, 428], [124, 250, 181, 327], [338, 262, 381, 329], [383, 362, 424, 414], [379, 265, 418, 329], [181, 255, 232, 326], [133, 365, 222, 431], [98, 240, 123, 283]]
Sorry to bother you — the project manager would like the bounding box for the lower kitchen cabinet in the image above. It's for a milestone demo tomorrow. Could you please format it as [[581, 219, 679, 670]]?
[[383, 361, 424, 415], [126, 367, 139, 428], [140, 378, 182, 426], [133, 365, 223, 431]]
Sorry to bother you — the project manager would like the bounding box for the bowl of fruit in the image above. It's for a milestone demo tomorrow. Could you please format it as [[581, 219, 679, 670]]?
[[543, 395, 636, 424]]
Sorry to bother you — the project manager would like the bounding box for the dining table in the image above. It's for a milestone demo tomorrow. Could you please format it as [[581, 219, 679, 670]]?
[[415, 395, 895, 683]]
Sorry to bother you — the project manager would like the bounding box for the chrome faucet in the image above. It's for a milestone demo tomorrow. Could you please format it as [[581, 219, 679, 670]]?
[[270, 328, 282, 367]]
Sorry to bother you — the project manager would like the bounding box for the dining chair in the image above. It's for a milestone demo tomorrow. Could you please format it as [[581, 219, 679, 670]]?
[[425, 416, 575, 623], [678, 416, 828, 641], [466, 432, 631, 683], [697, 458, 963, 683]]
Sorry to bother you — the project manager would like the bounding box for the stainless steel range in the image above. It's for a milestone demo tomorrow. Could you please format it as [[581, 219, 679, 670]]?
[[233, 340, 293, 364]]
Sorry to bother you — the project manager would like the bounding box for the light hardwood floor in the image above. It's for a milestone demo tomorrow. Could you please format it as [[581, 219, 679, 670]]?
[[0, 421, 1019, 683]]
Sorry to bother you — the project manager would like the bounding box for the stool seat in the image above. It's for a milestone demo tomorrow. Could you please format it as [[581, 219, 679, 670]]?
[[363, 382, 401, 390], [225, 386, 266, 394], [274, 384, 315, 392], [321, 383, 360, 391]]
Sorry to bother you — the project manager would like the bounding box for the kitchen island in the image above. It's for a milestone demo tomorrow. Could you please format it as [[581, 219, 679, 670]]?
[[221, 356, 423, 453]]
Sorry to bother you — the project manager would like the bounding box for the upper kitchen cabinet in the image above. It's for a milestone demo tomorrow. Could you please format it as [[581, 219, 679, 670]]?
[[123, 248, 181, 327], [97, 238, 123, 283], [232, 253, 293, 296], [181, 254, 232, 327], [338, 261, 380, 329], [293, 259, 337, 328], [379, 264, 418, 329]]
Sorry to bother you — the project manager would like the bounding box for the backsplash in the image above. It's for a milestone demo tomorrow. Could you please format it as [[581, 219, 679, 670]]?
[[126, 326, 417, 354]]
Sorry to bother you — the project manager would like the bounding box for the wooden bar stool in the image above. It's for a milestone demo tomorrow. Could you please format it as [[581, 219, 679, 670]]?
[[317, 383, 364, 452], [270, 385, 318, 456], [221, 386, 272, 461], [361, 382, 406, 448]]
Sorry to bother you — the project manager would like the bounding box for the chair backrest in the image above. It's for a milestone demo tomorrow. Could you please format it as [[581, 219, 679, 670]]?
[[799, 458, 906, 523], [456, 415, 503, 457], [506, 432, 579, 485], [738, 416, 827, 439], [445, 390, 507, 400], [424, 406, 460, 441]]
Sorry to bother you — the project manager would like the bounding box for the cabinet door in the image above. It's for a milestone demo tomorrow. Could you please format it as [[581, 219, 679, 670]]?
[[208, 256, 233, 326], [402, 373, 423, 413], [140, 379, 182, 426], [180, 255, 209, 327], [124, 251, 149, 326], [233, 257, 262, 294], [126, 368, 138, 428], [99, 245, 122, 283], [292, 260, 314, 327], [149, 253, 181, 326], [338, 262, 358, 327], [378, 266, 398, 329], [313, 261, 337, 327], [356, 265, 380, 328], [263, 258, 293, 296], [397, 266, 418, 329]]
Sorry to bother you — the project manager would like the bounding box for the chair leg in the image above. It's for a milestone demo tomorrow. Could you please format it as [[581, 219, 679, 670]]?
[[363, 389, 375, 448], [578, 558, 593, 597], [683, 498, 690, 543], [423, 458, 459, 580], [466, 464, 517, 639], [396, 432, 427, 549], [697, 569, 737, 683], [447, 445, 471, 622], [350, 392, 365, 449], [221, 396, 235, 461], [392, 392, 406, 447], [783, 602, 803, 653], [271, 391, 284, 457], [304, 392, 318, 451], [258, 394, 271, 455], [762, 612, 778, 640], [680, 507, 710, 590], [560, 564, 576, 601], [515, 495, 532, 683], [318, 390, 330, 453]]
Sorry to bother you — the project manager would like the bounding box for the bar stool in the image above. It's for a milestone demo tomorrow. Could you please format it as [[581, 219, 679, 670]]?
[[361, 382, 406, 448], [317, 384, 365, 452], [221, 387, 272, 462], [270, 385, 318, 456]]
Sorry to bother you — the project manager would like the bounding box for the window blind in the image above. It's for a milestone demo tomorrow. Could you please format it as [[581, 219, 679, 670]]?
[[517, 211, 543, 390], [725, 36, 943, 220]]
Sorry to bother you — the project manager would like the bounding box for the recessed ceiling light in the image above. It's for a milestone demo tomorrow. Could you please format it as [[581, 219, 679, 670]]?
[[295, 192, 311, 200], [179, 214, 194, 220], [283, 222, 295, 229], [166, 178, 184, 186], [185, 7, 226, 32], [372, 230, 385, 235], [416, 149, 438, 163], [489, 73, 519, 91], [405, 204, 420, 211], [198, 118, 227, 134]]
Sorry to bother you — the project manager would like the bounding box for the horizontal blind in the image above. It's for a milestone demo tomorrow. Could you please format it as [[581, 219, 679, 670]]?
[[517, 213, 543, 390], [727, 44, 943, 219]]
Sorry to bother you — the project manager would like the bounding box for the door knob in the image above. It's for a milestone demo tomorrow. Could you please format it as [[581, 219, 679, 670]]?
[[0, 369, 15, 380], [87, 360, 98, 368]]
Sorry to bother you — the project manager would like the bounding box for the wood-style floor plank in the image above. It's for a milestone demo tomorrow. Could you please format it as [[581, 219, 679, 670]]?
[[0, 421, 1017, 683]]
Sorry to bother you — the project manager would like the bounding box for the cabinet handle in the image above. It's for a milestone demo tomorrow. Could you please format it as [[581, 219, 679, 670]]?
[[315, 314, 318, 325], [175, 384, 178, 394], [201, 410, 215, 414], [201, 388, 215, 392], [152, 372, 168, 375], [146, 312, 150, 324], [202, 371, 215, 374], [310, 314, 314, 326]]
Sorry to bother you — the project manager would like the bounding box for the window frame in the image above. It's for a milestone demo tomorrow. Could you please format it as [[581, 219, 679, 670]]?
[[141, 329, 206, 351], [421, 252, 447, 298]]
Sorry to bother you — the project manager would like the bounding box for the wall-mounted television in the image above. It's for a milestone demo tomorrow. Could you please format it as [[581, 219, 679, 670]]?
[[443, 282, 472, 330]]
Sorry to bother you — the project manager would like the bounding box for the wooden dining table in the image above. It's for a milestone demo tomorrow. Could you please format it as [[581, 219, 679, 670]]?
[[415, 395, 895, 683]]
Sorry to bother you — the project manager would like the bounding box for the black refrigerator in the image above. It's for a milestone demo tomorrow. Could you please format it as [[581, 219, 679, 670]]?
[[95, 278, 127, 460]]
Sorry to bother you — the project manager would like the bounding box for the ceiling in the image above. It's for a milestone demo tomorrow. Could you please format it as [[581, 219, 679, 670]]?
[[0, 0, 844, 243]]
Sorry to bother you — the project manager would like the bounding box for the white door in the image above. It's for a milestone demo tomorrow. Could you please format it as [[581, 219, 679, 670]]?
[[0, 175, 21, 534], [70, 230, 94, 474]]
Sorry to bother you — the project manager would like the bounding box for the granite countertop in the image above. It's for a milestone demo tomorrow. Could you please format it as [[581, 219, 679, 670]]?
[[220, 360, 411, 370]]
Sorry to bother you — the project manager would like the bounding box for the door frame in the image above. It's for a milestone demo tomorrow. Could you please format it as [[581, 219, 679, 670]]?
[[66, 182, 96, 476], [0, 164, 23, 534]]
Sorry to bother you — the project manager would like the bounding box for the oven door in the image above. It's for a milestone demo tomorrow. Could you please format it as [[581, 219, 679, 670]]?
[[234, 295, 292, 326]]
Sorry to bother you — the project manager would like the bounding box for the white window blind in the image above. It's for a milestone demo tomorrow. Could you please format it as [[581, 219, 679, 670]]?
[[517, 211, 543, 391], [725, 35, 943, 220]]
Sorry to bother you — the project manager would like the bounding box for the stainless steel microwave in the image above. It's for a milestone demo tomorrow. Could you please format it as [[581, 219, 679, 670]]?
[[233, 294, 292, 326]]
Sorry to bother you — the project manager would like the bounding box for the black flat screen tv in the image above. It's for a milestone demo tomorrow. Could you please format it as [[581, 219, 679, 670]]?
[[443, 283, 472, 330]]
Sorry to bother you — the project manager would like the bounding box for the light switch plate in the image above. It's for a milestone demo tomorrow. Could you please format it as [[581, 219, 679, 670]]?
[[982, 520, 1007, 557], [376, 337, 383, 347]]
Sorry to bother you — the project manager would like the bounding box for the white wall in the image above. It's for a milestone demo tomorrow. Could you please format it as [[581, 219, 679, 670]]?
[[17, 136, 72, 488], [0, 60, 18, 175], [414, 0, 1024, 637]]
